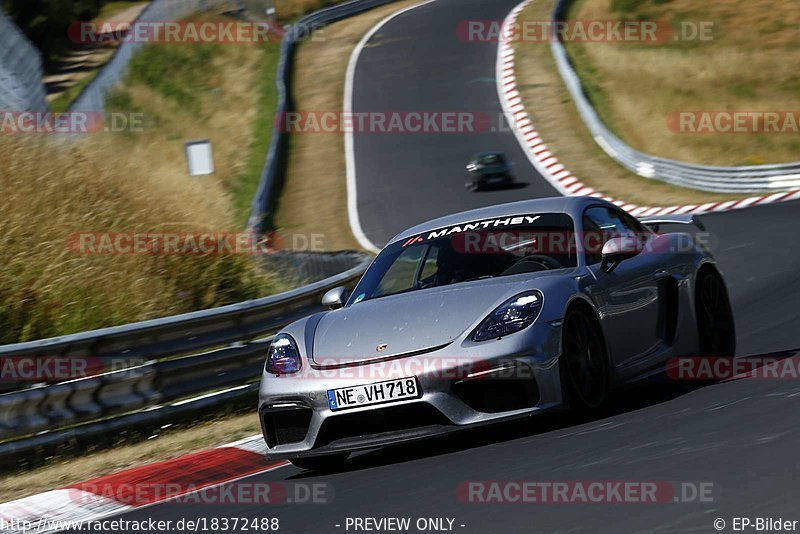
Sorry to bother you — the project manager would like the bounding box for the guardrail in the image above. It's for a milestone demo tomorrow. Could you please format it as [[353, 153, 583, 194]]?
[[69, 0, 244, 113], [247, 0, 404, 233], [0, 9, 48, 112], [0, 251, 371, 464], [0, 0, 397, 464], [550, 0, 800, 194]]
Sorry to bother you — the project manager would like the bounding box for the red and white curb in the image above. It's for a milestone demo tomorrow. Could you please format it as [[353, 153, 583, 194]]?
[[0, 435, 287, 533], [497, 0, 800, 217]]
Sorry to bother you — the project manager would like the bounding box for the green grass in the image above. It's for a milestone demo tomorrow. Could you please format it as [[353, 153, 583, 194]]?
[[127, 44, 221, 108], [118, 39, 280, 227], [561, 34, 620, 136], [232, 44, 281, 226], [49, 74, 95, 113]]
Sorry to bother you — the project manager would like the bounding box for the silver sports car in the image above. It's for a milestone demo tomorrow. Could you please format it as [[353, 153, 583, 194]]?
[[258, 197, 735, 470]]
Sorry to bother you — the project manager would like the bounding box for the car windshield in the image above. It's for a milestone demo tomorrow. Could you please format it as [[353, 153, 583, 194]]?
[[350, 213, 577, 303]]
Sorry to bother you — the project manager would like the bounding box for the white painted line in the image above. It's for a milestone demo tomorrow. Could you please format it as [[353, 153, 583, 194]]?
[[495, 0, 571, 197], [344, 0, 438, 254], [495, 0, 800, 217]]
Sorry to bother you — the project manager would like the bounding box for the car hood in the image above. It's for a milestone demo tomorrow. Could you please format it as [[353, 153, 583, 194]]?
[[310, 275, 555, 366]]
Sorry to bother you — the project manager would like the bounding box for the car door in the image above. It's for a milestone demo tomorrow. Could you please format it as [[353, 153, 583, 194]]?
[[582, 206, 665, 369]]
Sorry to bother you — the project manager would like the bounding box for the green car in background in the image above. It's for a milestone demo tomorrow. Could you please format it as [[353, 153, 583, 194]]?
[[465, 152, 515, 191]]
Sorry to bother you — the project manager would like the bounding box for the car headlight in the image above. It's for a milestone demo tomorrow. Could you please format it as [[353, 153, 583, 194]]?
[[265, 334, 302, 375], [473, 291, 544, 342]]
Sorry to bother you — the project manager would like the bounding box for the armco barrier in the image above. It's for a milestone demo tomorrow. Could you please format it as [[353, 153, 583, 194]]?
[[0, 0, 396, 463], [69, 0, 244, 113], [0, 251, 371, 458], [550, 0, 800, 194], [248, 0, 404, 233], [0, 384, 261, 467], [0, 9, 48, 112]]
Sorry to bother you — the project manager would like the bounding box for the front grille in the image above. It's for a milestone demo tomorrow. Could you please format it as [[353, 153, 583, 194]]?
[[261, 405, 313, 448], [315, 403, 451, 448], [452, 377, 539, 413]]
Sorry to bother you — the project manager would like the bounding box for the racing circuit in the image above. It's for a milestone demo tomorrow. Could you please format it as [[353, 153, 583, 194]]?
[[66, 0, 800, 532]]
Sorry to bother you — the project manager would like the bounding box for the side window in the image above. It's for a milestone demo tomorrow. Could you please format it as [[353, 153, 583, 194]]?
[[583, 207, 642, 265], [373, 245, 427, 297], [419, 246, 439, 282]]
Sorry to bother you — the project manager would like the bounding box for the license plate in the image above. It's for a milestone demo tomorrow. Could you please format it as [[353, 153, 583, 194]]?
[[327, 377, 421, 411]]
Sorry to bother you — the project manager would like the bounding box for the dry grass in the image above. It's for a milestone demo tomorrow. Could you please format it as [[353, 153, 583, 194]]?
[[275, 0, 422, 250], [109, 27, 280, 225], [0, 134, 277, 343], [95, 1, 149, 22], [514, 0, 740, 206], [564, 0, 800, 165], [0, 18, 283, 344], [274, 0, 347, 21], [0, 413, 262, 503]]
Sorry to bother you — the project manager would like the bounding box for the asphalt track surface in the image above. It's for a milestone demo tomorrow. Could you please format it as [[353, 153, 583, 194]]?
[[350, 0, 558, 247], [88, 0, 800, 532]]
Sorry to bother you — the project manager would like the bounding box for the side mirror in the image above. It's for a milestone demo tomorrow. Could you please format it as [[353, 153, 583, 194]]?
[[601, 236, 641, 273], [321, 287, 349, 310]]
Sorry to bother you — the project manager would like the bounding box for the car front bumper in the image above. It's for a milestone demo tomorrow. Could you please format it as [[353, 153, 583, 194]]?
[[258, 322, 563, 460]]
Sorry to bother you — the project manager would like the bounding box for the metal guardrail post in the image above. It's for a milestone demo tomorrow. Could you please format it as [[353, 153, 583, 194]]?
[[0, 0, 383, 461], [0, 252, 371, 453], [548, 0, 800, 193]]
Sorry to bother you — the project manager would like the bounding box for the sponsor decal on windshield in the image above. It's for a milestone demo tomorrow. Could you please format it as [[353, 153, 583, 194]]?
[[402, 215, 541, 247]]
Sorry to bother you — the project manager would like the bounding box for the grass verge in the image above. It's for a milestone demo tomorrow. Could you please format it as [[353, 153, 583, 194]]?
[[0, 412, 262, 503], [0, 14, 284, 344], [106, 14, 281, 226], [514, 0, 740, 206], [562, 0, 800, 166], [0, 0, 416, 501]]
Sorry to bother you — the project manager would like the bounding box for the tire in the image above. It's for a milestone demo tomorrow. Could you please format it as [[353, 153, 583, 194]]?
[[695, 269, 736, 357], [561, 306, 611, 412], [289, 453, 349, 472]]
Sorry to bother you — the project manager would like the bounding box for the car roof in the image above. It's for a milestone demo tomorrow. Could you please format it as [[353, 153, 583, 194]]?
[[389, 196, 617, 244]]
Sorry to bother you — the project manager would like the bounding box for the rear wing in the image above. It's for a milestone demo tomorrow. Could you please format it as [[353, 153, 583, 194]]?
[[638, 213, 706, 232]]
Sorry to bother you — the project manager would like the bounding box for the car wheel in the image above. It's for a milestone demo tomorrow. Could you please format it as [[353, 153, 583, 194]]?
[[695, 269, 736, 357], [561, 306, 610, 411], [289, 453, 349, 472]]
